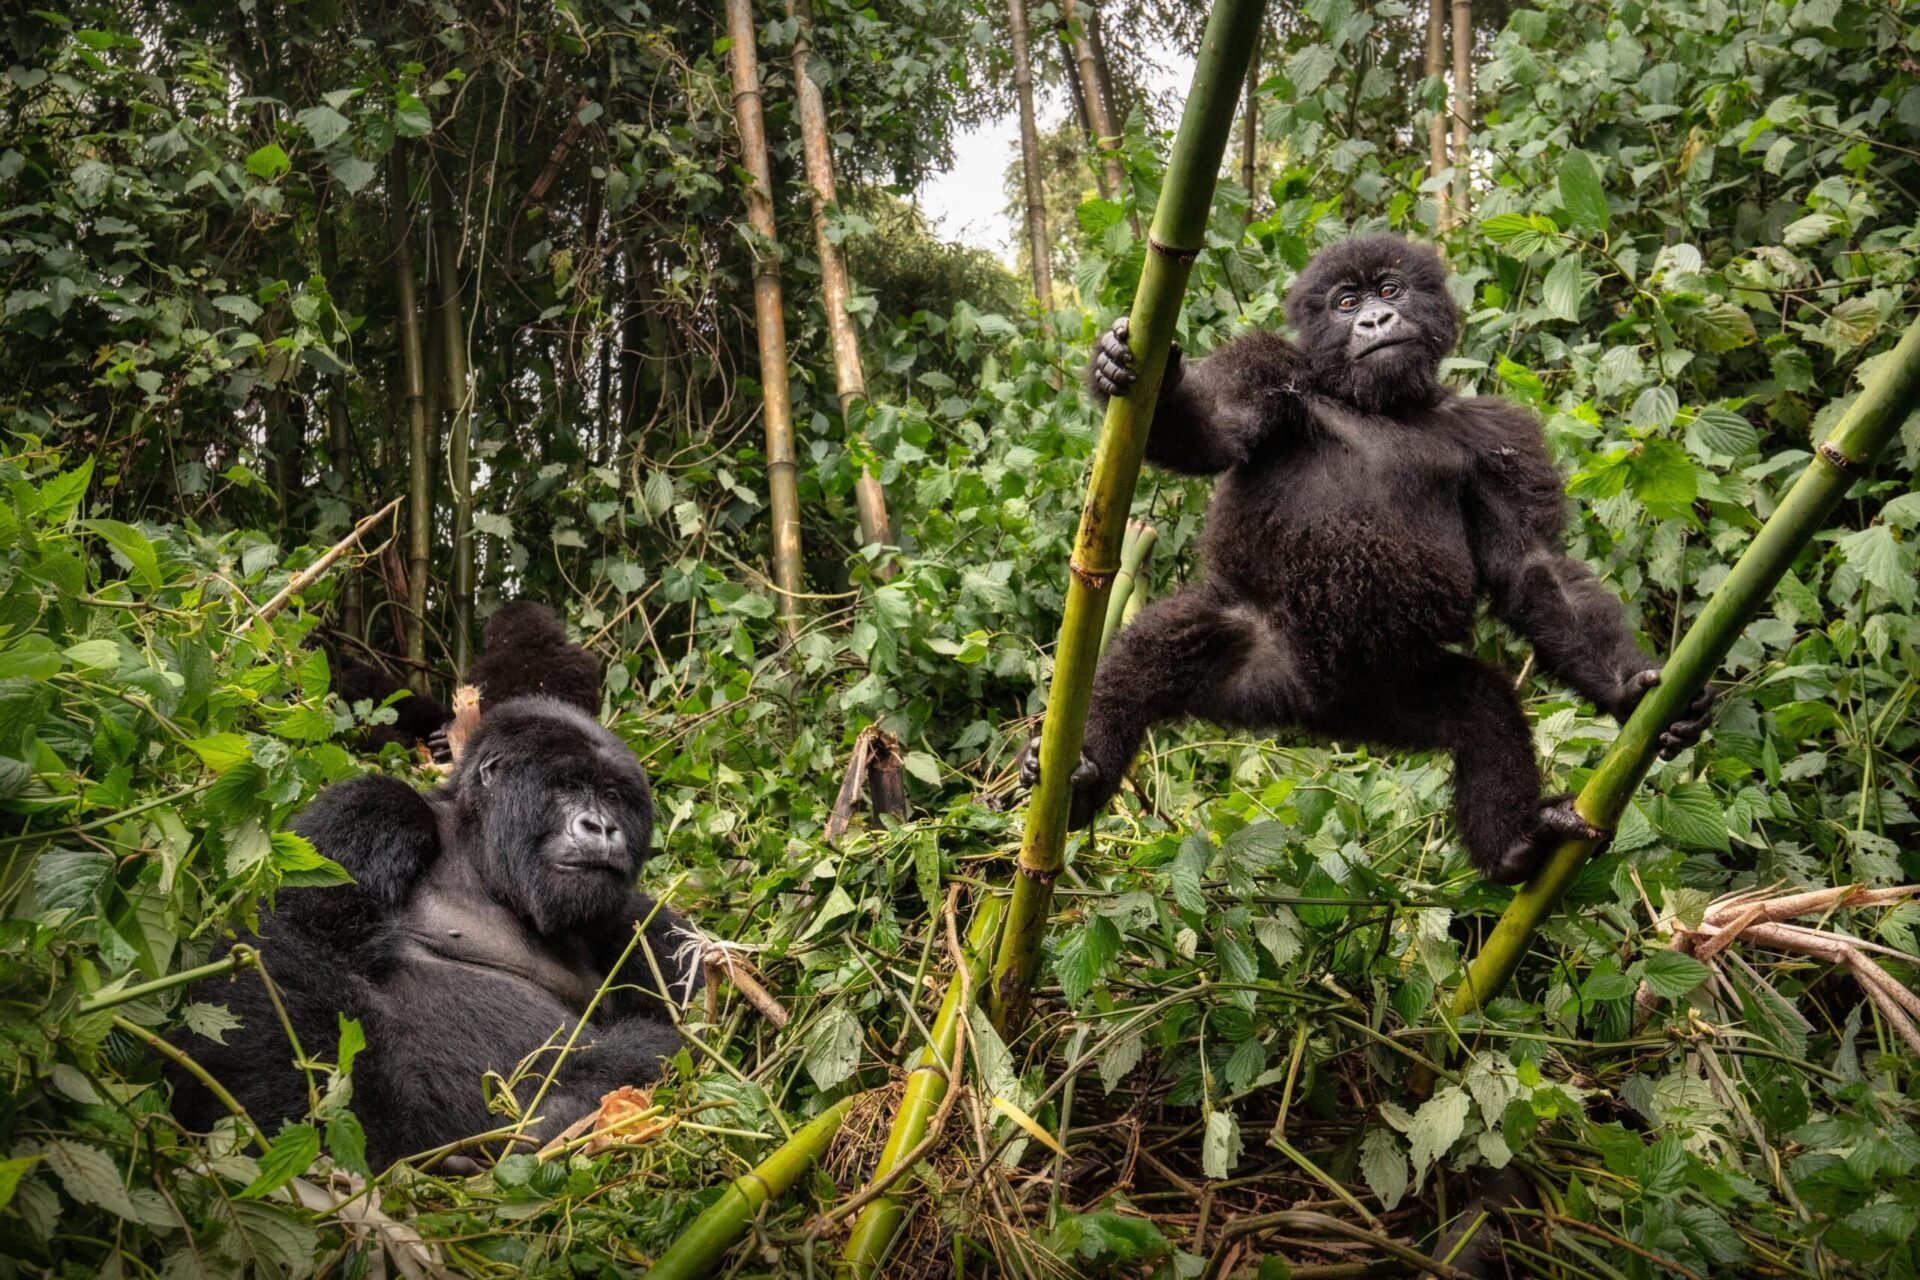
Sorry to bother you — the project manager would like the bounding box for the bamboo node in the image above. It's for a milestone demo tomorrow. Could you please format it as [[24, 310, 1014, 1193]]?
[[1146, 233, 1202, 263], [1069, 559, 1116, 589], [1013, 859, 1063, 884], [1817, 441, 1865, 474]]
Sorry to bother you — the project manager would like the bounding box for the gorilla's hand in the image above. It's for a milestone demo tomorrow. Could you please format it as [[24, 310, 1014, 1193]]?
[[425, 724, 453, 766], [1488, 795, 1606, 885], [1017, 725, 1108, 829], [1087, 317, 1181, 400], [1604, 668, 1716, 759]]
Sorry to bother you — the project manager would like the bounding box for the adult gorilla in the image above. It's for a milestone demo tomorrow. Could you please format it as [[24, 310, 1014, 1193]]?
[[169, 698, 698, 1169]]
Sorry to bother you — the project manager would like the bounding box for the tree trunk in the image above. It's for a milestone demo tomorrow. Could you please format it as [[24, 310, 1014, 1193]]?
[[1427, 0, 1450, 229], [724, 0, 805, 642], [1241, 28, 1262, 221], [1064, 0, 1125, 203], [432, 202, 475, 678], [1088, 7, 1123, 137], [388, 147, 431, 691], [1008, 0, 1054, 317], [788, 0, 895, 567], [1449, 0, 1472, 220], [1440, 310, 1920, 1029], [987, 0, 1267, 1035]]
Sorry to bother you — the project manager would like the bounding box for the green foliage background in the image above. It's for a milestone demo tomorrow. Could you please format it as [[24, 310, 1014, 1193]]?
[[0, 0, 1916, 1275]]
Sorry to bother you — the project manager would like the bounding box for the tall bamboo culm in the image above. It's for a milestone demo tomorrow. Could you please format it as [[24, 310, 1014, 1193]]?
[[1442, 312, 1920, 1035], [1426, 0, 1450, 229], [1063, 0, 1125, 203], [787, 0, 894, 568], [432, 206, 476, 675], [724, 0, 805, 641], [1007, 0, 1054, 318], [1449, 0, 1472, 220], [987, 0, 1269, 1035], [387, 147, 432, 691]]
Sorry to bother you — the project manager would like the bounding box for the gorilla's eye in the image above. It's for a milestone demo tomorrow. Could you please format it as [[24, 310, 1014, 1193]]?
[[1337, 292, 1361, 312], [1378, 280, 1401, 299]]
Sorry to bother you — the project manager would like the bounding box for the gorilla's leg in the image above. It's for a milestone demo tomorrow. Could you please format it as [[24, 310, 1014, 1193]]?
[[1329, 654, 1595, 884], [1024, 588, 1300, 828]]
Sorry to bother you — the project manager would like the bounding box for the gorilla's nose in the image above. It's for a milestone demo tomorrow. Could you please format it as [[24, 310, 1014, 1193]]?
[[1354, 304, 1397, 336], [568, 807, 626, 862]]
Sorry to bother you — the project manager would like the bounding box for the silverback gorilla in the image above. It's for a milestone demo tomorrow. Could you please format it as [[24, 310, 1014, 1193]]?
[[1023, 234, 1712, 884], [170, 698, 698, 1168]]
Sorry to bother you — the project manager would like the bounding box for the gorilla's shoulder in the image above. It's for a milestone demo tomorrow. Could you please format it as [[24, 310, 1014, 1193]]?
[[289, 773, 442, 916]]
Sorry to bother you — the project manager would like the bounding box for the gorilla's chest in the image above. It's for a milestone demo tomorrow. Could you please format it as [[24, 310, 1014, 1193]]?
[[400, 879, 605, 1013]]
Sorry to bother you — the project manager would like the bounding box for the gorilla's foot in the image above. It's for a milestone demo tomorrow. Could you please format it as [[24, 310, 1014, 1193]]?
[[1016, 727, 1108, 829], [1483, 795, 1606, 885]]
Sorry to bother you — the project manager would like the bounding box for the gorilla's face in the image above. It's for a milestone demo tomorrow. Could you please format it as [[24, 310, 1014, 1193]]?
[[1285, 234, 1460, 414], [453, 698, 654, 935]]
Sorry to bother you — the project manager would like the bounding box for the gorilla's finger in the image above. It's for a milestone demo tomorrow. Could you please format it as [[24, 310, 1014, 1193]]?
[[1110, 315, 1130, 342], [1537, 798, 1606, 842], [1626, 668, 1661, 695]]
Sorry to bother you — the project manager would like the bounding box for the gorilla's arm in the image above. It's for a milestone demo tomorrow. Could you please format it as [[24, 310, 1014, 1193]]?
[[593, 890, 705, 1019], [1088, 320, 1309, 475], [1462, 398, 1710, 750], [277, 775, 440, 946]]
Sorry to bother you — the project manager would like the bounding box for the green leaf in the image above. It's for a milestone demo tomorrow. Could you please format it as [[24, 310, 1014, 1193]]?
[[240, 1123, 321, 1197], [1542, 254, 1586, 321], [1360, 1127, 1408, 1210], [1053, 913, 1120, 1006], [295, 105, 350, 149], [1637, 950, 1712, 999], [902, 752, 942, 785], [1630, 385, 1680, 430], [0, 1156, 37, 1212], [1685, 407, 1760, 461], [81, 518, 162, 589], [326, 1110, 369, 1176], [1407, 1085, 1470, 1176], [1838, 525, 1916, 608], [186, 733, 253, 772], [1202, 1108, 1243, 1179], [45, 1140, 168, 1225], [1557, 149, 1609, 232], [1170, 832, 1210, 915], [802, 1006, 861, 1089], [245, 143, 291, 181], [1628, 440, 1698, 512], [335, 1014, 366, 1077], [63, 639, 121, 670], [328, 153, 377, 193], [1653, 782, 1729, 852], [214, 294, 263, 324], [1287, 44, 1336, 94], [1480, 213, 1535, 245]]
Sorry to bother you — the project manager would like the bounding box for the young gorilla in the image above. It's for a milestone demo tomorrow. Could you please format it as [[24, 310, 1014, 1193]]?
[[470, 600, 604, 716], [1023, 234, 1712, 883], [169, 698, 698, 1169], [328, 648, 448, 755]]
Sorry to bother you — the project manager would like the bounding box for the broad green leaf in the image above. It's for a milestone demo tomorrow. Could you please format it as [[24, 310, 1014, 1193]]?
[[1628, 440, 1698, 512], [1202, 1108, 1243, 1179], [1838, 525, 1916, 608], [326, 1110, 369, 1176], [81, 518, 162, 589], [0, 1156, 36, 1212], [1654, 783, 1729, 852], [1637, 950, 1712, 999], [1360, 1127, 1408, 1210], [1542, 254, 1585, 321], [64, 639, 121, 670], [1407, 1085, 1470, 1176], [1053, 913, 1120, 1006], [801, 1006, 860, 1089], [295, 105, 350, 149], [1170, 832, 1210, 915], [186, 733, 253, 772], [245, 143, 291, 180], [1557, 149, 1609, 232]]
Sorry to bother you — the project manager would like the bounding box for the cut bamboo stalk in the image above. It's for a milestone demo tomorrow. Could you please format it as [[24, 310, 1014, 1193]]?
[[256, 497, 403, 624], [986, 0, 1268, 1034], [1444, 311, 1920, 1026], [1008, 0, 1055, 319], [787, 0, 895, 569], [638, 1094, 855, 1280], [1099, 520, 1157, 655], [387, 147, 432, 693], [724, 0, 805, 642], [840, 894, 1005, 1277]]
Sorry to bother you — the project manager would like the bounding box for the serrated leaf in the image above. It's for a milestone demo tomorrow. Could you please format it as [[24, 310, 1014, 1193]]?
[[1685, 407, 1759, 461], [0, 1156, 36, 1212], [801, 1006, 861, 1089], [1407, 1086, 1470, 1177], [245, 142, 290, 180], [1360, 1128, 1408, 1209], [1628, 439, 1697, 511], [295, 105, 350, 149], [183, 1001, 243, 1043], [1253, 912, 1302, 968], [327, 153, 376, 193], [1099, 1030, 1143, 1093], [902, 751, 941, 785], [1480, 212, 1535, 245], [1054, 914, 1120, 1006], [1170, 832, 1210, 915], [1287, 44, 1336, 94], [1838, 525, 1916, 608], [1557, 149, 1609, 232], [1202, 1109, 1243, 1179], [1630, 384, 1680, 430], [240, 1122, 320, 1197], [1653, 782, 1729, 852], [326, 1110, 369, 1176], [46, 1140, 162, 1223], [1638, 950, 1712, 999], [1542, 254, 1585, 321]]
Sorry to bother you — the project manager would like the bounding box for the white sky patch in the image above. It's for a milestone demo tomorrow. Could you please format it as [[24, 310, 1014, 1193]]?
[[918, 37, 1197, 266]]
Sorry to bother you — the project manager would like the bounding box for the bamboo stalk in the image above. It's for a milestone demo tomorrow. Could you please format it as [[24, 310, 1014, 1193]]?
[[1099, 520, 1157, 655], [1449, 0, 1473, 220], [1064, 0, 1126, 203], [840, 893, 1006, 1277], [1008, 0, 1055, 318], [724, 0, 805, 642], [1241, 26, 1262, 222], [387, 148, 432, 692], [1444, 312, 1920, 1026], [986, 0, 1268, 1034], [639, 1094, 855, 1280], [1426, 0, 1450, 229], [787, 0, 895, 569], [432, 205, 476, 676]]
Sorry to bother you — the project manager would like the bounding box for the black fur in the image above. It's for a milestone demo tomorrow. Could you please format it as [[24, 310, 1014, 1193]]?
[[328, 650, 447, 753], [471, 601, 604, 716], [169, 698, 699, 1169], [1039, 234, 1712, 884]]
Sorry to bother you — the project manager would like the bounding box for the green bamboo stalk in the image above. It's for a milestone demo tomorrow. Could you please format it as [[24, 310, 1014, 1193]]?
[[987, 0, 1267, 1034], [432, 206, 475, 677], [640, 1094, 855, 1280], [1447, 312, 1920, 1024], [388, 147, 432, 691], [839, 894, 1006, 1278], [724, 0, 805, 642], [1099, 519, 1158, 654]]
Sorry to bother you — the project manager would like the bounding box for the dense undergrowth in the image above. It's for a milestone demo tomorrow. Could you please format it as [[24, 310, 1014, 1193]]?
[[1, 0, 1918, 1276]]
